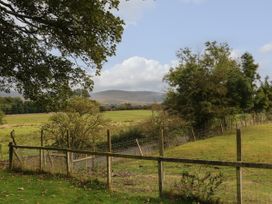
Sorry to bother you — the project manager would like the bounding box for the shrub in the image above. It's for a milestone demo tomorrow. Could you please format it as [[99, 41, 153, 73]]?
[[170, 169, 223, 203], [138, 108, 187, 145], [111, 128, 145, 143], [43, 97, 107, 150], [0, 110, 5, 125]]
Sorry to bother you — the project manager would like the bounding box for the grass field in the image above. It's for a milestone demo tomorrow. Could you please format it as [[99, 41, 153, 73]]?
[[112, 124, 272, 202], [2, 110, 152, 125], [0, 170, 188, 204], [0, 112, 271, 203], [0, 110, 152, 159]]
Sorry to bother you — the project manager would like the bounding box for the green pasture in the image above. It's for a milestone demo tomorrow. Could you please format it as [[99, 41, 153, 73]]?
[[0, 171, 187, 204], [0, 112, 271, 203], [0, 110, 152, 159], [112, 124, 272, 202]]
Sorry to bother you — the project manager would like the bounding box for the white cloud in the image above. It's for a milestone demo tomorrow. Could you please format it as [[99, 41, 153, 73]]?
[[260, 43, 272, 54], [93, 57, 176, 92], [116, 0, 155, 25]]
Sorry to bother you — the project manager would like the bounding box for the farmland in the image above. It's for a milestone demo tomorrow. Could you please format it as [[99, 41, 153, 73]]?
[[0, 111, 272, 203], [112, 124, 272, 202], [0, 110, 152, 159]]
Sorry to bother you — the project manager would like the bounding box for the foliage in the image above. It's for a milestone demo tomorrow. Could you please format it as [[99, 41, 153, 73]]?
[[254, 77, 272, 112], [0, 109, 4, 124], [164, 41, 266, 130], [0, 0, 124, 108], [170, 169, 223, 203], [0, 97, 47, 114], [73, 89, 90, 98], [139, 106, 187, 143], [100, 103, 151, 112], [43, 97, 107, 149], [104, 128, 146, 150], [107, 106, 187, 147]]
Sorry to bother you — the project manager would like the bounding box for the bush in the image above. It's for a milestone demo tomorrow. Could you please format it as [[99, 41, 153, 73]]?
[[0, 110, 4, 124], [138, 109, 187, 145], [43, 97, 107, 150], [170, 169, 223, 203]]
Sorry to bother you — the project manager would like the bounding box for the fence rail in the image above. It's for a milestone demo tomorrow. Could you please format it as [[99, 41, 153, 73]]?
[[7, 129, 272, 204], [10, 144, 272, 170]]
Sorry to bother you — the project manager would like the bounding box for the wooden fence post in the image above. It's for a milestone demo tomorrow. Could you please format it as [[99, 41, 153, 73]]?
[[158, 128, 165, 197], [107, 129, 112, 191], [220, 122, 224, 134], [66, 149, 71, 176], [0, 144, 2, 160], [92, 137, 96, 171], [85, 154, 88, 173], [8, 142, 13, 170], [10, 130, 16, 145], [136, 139, 143, 156], [191, 127, 196, 141], [66, 130, 71, 176], [40, 129, 44, 171], [236, 129, 242, 204]]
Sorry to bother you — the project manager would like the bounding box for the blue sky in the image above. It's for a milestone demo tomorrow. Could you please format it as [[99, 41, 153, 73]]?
[[93, 0, 272, 92]]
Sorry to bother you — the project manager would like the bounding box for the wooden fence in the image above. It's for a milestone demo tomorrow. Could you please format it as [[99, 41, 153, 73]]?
[[8, 129, 272, 204]]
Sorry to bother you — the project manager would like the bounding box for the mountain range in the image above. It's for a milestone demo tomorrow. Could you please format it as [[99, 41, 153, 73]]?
[[0, 90, 166, 105], [91, 90, 165, 105]]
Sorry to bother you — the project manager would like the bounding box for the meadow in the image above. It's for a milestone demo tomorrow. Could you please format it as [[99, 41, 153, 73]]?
[[0, 170, 188, 204], [0, 110, 152, 159], [0, 111, 272, 203], [111, 124, 272, 202]]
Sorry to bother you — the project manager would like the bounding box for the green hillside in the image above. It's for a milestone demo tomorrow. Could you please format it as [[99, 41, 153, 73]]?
[[91, 90, 165, 104], [112, 124, 272, 202]]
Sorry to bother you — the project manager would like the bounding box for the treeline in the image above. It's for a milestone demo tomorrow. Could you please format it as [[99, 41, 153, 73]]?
[[0, 96, 153, 115], [164, 42, 272, 131], [100, 103, 151, 111], [0, 97, 47, 114]]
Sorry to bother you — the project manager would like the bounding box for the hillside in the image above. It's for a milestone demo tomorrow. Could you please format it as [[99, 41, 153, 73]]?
[[0, 91, 21, 97], [91, 90, 165, 105]]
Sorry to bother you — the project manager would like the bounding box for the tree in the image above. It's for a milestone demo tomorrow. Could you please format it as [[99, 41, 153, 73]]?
[[164, 42, 239, 130], [43, 96, 107, 150], [0, 96, 47, 114], [0, 109, 4, 124], [72, 89, 90, 98], [0, 0, 124, 108], [254, 77, 272, 112], [240, 53, 260, 111]]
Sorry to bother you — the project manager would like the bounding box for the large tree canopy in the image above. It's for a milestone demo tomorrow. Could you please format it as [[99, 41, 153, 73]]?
[[164, 42, 262, 130], [0, 0, 124, 109]]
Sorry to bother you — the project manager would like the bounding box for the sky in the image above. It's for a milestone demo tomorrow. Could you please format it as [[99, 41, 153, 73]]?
[[93, 0, 272, 92]]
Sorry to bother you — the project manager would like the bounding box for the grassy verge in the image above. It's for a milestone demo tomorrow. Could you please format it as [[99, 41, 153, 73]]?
[[0, 170, 188, 204]]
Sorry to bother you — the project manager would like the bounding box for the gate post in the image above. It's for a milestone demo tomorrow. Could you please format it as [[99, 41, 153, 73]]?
[[236, 129, 242, 204], [8, 142, 14, 170]]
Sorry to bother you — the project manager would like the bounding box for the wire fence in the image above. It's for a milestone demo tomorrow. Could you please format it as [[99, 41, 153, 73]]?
[[8, 127, 272, 204]]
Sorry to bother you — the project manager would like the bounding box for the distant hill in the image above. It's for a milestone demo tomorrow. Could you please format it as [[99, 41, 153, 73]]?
[[0, 91, 21, 97], [91, 90, 165, 105], [0, 90, 165, 105]]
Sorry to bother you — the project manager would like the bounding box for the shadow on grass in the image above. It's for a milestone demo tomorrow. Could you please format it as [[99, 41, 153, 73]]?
[[4, 169, 194, 203]]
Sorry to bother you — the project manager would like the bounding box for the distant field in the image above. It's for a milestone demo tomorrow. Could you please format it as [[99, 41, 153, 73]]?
[[0, 110, 152, 159], [103, 110, 152, 122], [3, 110, 152, 125], [4, 113, 52, 125]]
